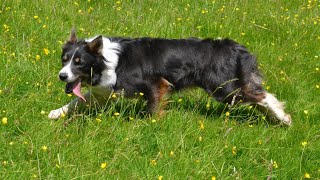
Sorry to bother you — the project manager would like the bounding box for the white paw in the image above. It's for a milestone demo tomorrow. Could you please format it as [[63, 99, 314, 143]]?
[[48, 106, 68, 119], [281, 114, 292, 126]]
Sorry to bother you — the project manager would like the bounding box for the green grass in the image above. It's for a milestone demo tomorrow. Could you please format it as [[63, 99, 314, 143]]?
[[1, 0, 320, 179]]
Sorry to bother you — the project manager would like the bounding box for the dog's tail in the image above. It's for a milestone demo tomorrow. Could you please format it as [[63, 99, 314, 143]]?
[[236, 44, 265, 102]]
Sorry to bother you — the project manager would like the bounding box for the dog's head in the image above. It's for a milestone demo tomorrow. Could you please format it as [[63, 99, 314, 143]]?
[[59, 29, 106, 101]]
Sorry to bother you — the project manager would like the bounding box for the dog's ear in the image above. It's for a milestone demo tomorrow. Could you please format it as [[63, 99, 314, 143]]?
[[68, 28, 77, 43], [87, 36, 103, 53]]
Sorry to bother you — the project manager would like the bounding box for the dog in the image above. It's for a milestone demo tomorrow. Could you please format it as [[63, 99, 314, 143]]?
[[48, 30, 292, 125]]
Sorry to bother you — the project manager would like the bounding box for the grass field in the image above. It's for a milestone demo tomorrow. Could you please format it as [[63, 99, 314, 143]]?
[[1, 0, 320, 179]]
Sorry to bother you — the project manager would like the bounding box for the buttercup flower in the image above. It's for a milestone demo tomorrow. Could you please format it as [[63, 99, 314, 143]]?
[[232, 146, 237, 155], [199, 121, 205, 130], [301, 141, 308, 147], [43, 48, 50, 55], [2, 117, 8, 125], [304, 173, 311, 178], [170, 151, 174, 157], [150, 159, 157, 166], [36, 55, 41, 61], [96, 118, 102, 123], [41, 145, 48, 152], [100, 162, 107, 169], [273, 161, 278, 168]]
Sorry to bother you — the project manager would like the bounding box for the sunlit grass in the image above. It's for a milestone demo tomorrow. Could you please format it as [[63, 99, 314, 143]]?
[[0, 0, 320, 179]]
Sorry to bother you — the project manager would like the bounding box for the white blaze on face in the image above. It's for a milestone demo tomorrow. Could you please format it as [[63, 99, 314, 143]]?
[[59, 47, 79, 83]]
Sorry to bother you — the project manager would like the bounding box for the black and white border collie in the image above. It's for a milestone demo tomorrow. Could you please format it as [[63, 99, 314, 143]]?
[[48, 30, 292, 125]]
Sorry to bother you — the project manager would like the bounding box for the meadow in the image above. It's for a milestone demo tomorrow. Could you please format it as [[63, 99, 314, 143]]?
[[0, 0, 320, 179]]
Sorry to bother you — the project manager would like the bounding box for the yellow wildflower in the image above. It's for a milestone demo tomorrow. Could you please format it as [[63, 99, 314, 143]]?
[[198, 136, 203, 141], [206, 102, 210, 109], [211, 176, 216, 180], [2, 161, 8, 166], [43, 48, 50, 55], [225, 111, 230, 117], [177, 98, 183, 103], [201, 9, 208, 14], [158, 176, 163, 180], [232, 146, 237, 155], [96, 118, 102, 123], [40, 110, 46, 115], [273, 161, 278, 168], [139, 92, 144, 96], [41, 145, 48, 152], [3, 24, 10, 32], [304, 173, 311, 178], [151, 119, 156, 123], [100, 162, 107, 169], [303, 110, 308, 115], [36, 55, 41, 61], [33, 15, 39, 19], [150, 159, 157, 166], [87, 7, 93, 13], [301, 141, 308, 147], [2, 117, 8, 125], [114, 112, 120, 116], [170, 151, 174, 157], [199, 121, 205, 130]]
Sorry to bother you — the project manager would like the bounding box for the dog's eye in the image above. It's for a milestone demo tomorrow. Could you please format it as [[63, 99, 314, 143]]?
[[74, 58, 80, 64], [62, 55, 68, 61]]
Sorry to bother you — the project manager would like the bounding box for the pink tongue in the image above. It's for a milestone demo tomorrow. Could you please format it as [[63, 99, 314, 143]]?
[[72, 80, 86, 102]]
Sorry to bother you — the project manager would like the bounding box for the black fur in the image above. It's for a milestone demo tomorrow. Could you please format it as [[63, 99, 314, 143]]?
[[113, 38, 264, 107]]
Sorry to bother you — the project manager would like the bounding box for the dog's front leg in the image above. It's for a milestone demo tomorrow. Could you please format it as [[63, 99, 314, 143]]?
[[48, 91, 109, 119]]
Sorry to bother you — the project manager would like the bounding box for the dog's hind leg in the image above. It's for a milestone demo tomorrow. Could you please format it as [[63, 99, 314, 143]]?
[[152, 77, 173, 116]]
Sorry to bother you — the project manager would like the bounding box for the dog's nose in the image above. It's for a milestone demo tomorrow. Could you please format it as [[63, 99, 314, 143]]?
[[59, 73, 68, 81]]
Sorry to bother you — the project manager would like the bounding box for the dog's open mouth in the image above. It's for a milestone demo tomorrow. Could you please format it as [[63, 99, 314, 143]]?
[[65, 79, 86, 102]]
